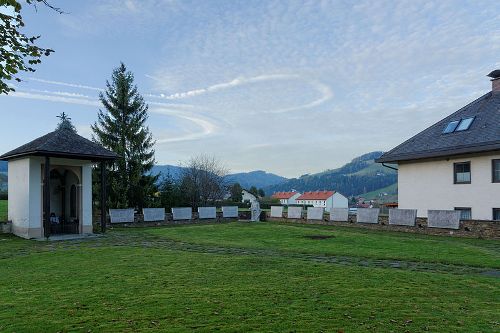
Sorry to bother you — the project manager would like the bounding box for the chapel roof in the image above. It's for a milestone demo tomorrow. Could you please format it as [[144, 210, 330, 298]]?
[[0, 127, 117, 161]]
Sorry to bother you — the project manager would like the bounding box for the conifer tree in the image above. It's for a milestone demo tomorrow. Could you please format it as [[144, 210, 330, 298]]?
[[92, 63, 157, 209]]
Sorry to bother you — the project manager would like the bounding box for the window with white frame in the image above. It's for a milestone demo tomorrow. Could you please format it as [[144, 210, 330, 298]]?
[[493, 160, 500, 183], [454, 207, 472, 220], [454, 162, 471, 184]]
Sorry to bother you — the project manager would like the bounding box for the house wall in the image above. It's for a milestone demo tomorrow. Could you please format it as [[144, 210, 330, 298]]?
[[399, 153, 500, 219], [288, 193, 301, 205], [326, 193, 348, 212], [81, 164, 93, 234], [8, 157, 93, 239], [242, 191, 257, 203], [7, 157, 43, 238]]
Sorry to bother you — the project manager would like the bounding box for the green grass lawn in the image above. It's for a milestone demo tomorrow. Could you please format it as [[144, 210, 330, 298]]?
[[0, 223, 498, 332], [145, 222, 500, 268], [0, 200, 7, 222]]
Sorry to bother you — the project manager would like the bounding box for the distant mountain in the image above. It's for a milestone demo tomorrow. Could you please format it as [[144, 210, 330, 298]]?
[[0, 173, 7, 192], [150, 165, 185, 180], [151, 165, 288, 190], [264, 151, 397, 197], [0, 161, 6, 173], [225, 170, 287, 190]]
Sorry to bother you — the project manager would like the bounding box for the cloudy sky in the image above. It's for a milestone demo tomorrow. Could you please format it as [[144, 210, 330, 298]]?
[[1, 0, 499, 177]]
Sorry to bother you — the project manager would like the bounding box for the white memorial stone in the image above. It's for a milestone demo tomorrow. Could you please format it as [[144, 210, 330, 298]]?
[[357, 208, 380, 224], [287, 206, 302, 219], [143, 208, 165, 222], [251, 201, 261, 222], [198, 207, 217, 219], [172, 207, 192, 220], [427, 210, 460, 229], [330, 208, 349, 222], [109, 208, 135, 223], [222, 206, 238, 218], [307, 207, 324, 220], [270, 206, 284, 218], [389, 209, 417, 226]]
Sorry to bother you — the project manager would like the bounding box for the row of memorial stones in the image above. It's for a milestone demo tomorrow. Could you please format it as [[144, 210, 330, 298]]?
[[108, 206, 240, 223], [269, 206, 462, 229]]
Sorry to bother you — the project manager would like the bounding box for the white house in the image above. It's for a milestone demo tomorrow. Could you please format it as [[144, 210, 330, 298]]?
[[295, 190, 348, 212], [377, 70, 500, 221], [0, 123, 116, 239], [242, 189, 258, 204], [271, 191, 301, 205]]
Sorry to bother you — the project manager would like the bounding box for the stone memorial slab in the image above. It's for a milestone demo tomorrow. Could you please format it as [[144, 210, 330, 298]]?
[[172, 207, 192, 220], [109, 208, 135, 223], [307, 207, 324, 220], [287, 206, 302, 219], [270, 206, 284, 218], [427, 210, 460, 229], [251, 201, 261, 222], [330, 208, 349, 222], [198, 207, 217, 219], [389, 209, 417, 226], [222, 206, 238, 218], [143, 208, 165, 222], [357, 208, 380, 224]]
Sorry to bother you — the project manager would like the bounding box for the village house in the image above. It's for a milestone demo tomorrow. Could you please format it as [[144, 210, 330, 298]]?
[[242, 189, 258, 203], [295, 190, 348, 212], [271, 191, 301, 205], [377, 70, 500, 221], [0, 123, 116, 239]]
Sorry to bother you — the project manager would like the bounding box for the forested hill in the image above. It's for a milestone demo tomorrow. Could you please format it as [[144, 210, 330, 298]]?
[[225, 170, 287, 189], [263, 152, 397, 197]]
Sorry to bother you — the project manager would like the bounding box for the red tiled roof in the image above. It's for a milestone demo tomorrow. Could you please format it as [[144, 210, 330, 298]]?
[[272, 191, 299, 199], [297, 191, 335, 200]]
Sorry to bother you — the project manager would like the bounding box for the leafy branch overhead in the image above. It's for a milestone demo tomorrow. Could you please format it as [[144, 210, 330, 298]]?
[[0, 0, 62, 95]]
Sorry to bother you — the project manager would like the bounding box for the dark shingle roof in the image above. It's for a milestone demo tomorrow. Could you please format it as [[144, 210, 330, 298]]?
[[377, 91, 500, 163], [0, 128, 117, 161]]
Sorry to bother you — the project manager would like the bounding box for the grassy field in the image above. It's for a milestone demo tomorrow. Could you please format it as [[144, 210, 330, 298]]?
[[145, 222, 500, 268], [0, 222, 498, 332], [0, 200, 7, 222]]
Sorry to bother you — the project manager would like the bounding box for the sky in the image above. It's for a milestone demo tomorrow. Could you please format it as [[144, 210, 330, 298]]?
[[0, 0, 499, 177]]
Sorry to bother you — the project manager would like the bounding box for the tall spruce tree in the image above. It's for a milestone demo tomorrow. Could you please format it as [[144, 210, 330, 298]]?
[[92, 63, 157, 209]]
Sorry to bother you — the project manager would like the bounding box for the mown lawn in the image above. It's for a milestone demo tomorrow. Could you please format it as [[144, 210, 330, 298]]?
[[0, 200, 7, 222], [145, 222, 500, 268], [0, 223, 498, 332]]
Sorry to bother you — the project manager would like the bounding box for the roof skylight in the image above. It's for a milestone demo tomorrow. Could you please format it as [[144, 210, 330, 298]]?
[[455, 117, 475, 132], [442, 120, 460, 134], [442, 117, 475, 134]]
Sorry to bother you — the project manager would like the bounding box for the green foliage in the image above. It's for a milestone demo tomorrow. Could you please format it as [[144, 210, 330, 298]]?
[[0, 0, 61, 94], [229, 183, 243, 202], [257, 188, 265, 197], [158, 173, 186, 209], [248, 186, 258, 196], [266, 151, 397, 196], [55, 112, 76, 132], [92, 63, 157, 209], [0, 200, 7, 221]]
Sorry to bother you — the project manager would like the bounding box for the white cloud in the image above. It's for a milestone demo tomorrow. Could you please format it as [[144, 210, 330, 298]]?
[[28, 78, 102, 91], [150, 108, 218, 143], [8, 91, 100, 107]]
